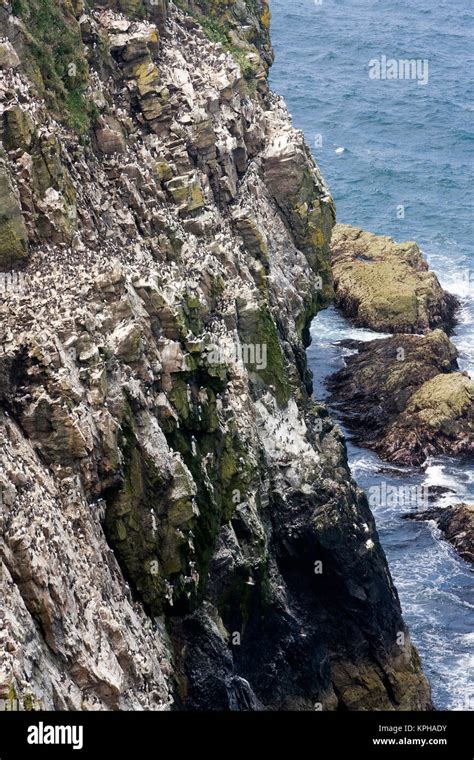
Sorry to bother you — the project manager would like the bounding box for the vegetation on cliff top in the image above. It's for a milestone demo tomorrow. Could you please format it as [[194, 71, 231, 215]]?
[[11, 0, 94, 133]]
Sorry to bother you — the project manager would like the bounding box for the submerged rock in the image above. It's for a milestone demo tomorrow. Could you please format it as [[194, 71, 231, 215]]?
[[327, 330, 473, 465], [331, 224, 458, 334], [404, 504, 474, 564]]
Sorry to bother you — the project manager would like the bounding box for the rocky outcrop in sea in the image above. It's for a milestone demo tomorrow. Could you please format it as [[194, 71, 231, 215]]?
[[331, 224, 459, 334], [327, 219, 472, 572], [327, 329, 473, 465], [0, 1, 431, 711], [404, 504, 474, 565]]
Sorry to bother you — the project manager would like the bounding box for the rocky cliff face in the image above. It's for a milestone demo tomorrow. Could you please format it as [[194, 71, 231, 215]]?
[[0, 1, 431, 710]]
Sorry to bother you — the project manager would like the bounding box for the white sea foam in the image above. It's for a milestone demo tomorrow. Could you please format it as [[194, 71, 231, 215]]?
[[423, 463, 460, 491]]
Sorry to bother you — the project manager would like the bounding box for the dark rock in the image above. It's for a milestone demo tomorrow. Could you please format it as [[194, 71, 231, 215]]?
[[404, 504, 474, 564], [327, 330, 474, 465]]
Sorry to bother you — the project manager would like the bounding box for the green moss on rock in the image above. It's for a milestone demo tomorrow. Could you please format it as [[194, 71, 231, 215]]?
[[165, 369, 255, 607], [404, 372, 473, 433], [331, 225, 458, 334], [12, 0, 92, 134], [327, 330, 473, 465], [4, 106, 34, 152], [0, 159, 28, 269], [104, 406, 169, 613], [237, 301, 290, 407]]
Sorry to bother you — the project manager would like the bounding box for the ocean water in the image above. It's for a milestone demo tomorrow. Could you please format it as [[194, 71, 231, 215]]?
[[269, 0, 473, 709]]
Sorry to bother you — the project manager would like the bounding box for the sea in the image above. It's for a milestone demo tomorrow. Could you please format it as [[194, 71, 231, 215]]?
[[270, 0, 473, 710]]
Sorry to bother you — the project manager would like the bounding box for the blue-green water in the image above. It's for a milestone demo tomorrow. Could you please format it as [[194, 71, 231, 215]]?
[[270, 0, 473, 710]]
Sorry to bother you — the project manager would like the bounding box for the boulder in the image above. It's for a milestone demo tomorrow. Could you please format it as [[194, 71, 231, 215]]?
[[327, 330, 473, 465], [331, 224, 458, 333], [0, 41, 20, 69], [386, 372, 474, 464], [94, 118, 126, 155]]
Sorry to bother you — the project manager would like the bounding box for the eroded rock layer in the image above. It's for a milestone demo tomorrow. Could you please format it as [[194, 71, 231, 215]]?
[[0, 1, 430, 711]]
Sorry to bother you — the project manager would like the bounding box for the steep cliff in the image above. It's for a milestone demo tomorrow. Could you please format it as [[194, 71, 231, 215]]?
[[0, 1, 431, 710]]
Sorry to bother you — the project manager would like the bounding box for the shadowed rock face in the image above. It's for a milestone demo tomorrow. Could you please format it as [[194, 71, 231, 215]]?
[[331, 224, 459, 334], [404, 504, 474, 565], [0, 1, 431, 711], [327, 330, 473, 466]]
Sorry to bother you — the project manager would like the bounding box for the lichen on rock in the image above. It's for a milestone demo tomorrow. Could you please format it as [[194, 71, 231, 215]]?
[[0, 0, 431, 712], [327, 330, 473, 465], [331, 224, 459, 334]]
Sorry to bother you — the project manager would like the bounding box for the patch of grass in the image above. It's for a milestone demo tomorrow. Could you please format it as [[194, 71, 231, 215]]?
[[197, 14, 228, 45], [65, 88, 92, 134], [231, 47, 258, 91], [12, 0, 93, 134]]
